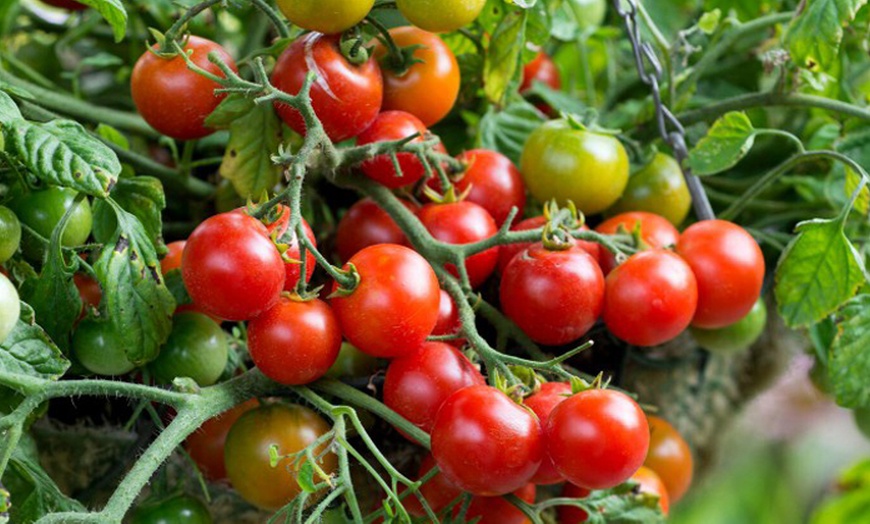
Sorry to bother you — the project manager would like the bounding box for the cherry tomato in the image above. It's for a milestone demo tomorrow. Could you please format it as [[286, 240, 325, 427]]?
[[644, 416, 693, 503], [521, 53, 562, 93], [606, 153, 692, 226], [40, 0, 87, 10], [524, 382, 571, 484], [182, 212, 285, 321], [396, 0, 486, 33], [240, 205, 317, 292], [417, 202, 499, 288], [150, 312, 228, 387], [330, 244, 440, 358], [73, 273, 101, 314], [224, 403, 336, 510], [383, 341, 484, 439], [374, 27, 460, 127], [10, 187, 92, 248], [677, 220, 765, 329], [130, 494, 212, 524], [275, 0, 374, 34], [432, 289, 464, 346], [500, 243, 604, 346], [465, 483, 536, 524], [0, 206, 21, 264], [185, 399, 259, 482], [0, 273, 20, 344], [272, 33, 382, 143], [357, 111, 442, 189], [248, 297, 341, 385], [595, 211, 680, 275], [603, 250, 697, 347], [547, 388, 649, 490], [401, 453, 461, 517], [132, 36, 237, 141], [335, 198, 412, 262], [431, 385, 544, 496], [691, 298, 767, 354], [72, 320, 136, 376], [631, 466, 670, 516], [558, 483, 591, 523], [496, 216, 600, 275], [325, 342, 381, 379], [520, 120, 629, 215], [161, 241, 186, 275]]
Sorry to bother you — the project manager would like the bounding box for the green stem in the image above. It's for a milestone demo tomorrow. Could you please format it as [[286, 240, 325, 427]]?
[[249, 0, 291, 39], [162, 0, 225, 45], [677, 92, 870, 127]]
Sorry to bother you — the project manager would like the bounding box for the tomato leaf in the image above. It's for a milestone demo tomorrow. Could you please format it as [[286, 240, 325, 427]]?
[[784, 0, 868, 72], [836, 125, 870, 215], [296, 462, 316, 494], [204, 94, 256, 130], [94, 198, 174, 365], [774, 214, 865, 328], [93, 176, 166, 250], [580, 483, 665, 523], [0, 91, 22, 121], [163, 269, 192, 308], [477, 98, 546, 164], [219, 102, 282, 199], [686, 111, 758, 176], [72, 0, 127, 42], [18, 246, 81, 354], [828, 295, 870, 408], [0, 303, 69, 381], [484, 8, 528, 105]]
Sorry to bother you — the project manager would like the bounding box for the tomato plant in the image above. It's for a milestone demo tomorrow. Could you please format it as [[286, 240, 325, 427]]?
[[606, 153, 692, 226], [0, 206, 21, 264], [464, 482, 536, 524], [129, 494, 212, 524], [521, 53, 562, 93], [432, 288, 464, 346], [184, 399, 259, 482], [396, 0, 487, 34], [357, 111, 441, 189], [524, 381, 571, 485], [9, 187, 92, 248], [690, 298, 767, 354], [72, 319, 136, 376], [0, 273, 20, 344], [275, 0, 374, 35], [558, 482, 591, 523], [149, 312, 228, 387], [335, 198, 411, 262], [595, 211, 679, 274]]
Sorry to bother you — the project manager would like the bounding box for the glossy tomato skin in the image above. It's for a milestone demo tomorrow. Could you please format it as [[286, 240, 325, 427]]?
[[132, 36, 237, 140], [396, 0, 486, 33], [644, 416, 693, 503], [330, 244, 440, 358], [607, 153, 692, 227], [357, 111, 440, 189], [0, 206, 21, 263], [431, 385, 544, 496], [465, 483, 536, 524], [276, 0, 374, 34], [383, 341, 484, 438], [272, 33, 382, 142], [182, 213, 285, 321], [432, 289, 464, 346], [500, 244, 604, 346], [521, 53, 562, 93], [595, 211, 679, 275], [130, 494, 212, 524], [603, 250, 697, 347], [73, 320, 136, 376], [375, 27, 460, 127], [631, 466, 670, 515], [677, 220, 765, 329], [150, 312, 228, 387], [521, 120, 629, 215], [525, 382, 571, 484], [558, 483, 591, 523], [224, 403, 336, 510], [547, 388, 649, 490], [495, 216, 600, 276], [185, 399, 259, 482], [247, 297, 341, 385], [417, 202, 499, 289], [690, 298, 767, 354], [11, 187, 92, 248], [335, 198, 411, 262], [0, 273, 21, 344]]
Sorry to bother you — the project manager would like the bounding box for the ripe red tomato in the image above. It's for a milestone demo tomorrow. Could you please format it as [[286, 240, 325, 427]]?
[[241, 205, 317, 292], [558, 483, 591, 523], [404, 453, 463, 517], [357, 111, 443, 189], [432, 289, 464, 346], [524, 382, 571, 484], [383, 341, 484, 438], [496, 217, 602, 276], [335, 198, 412, 262], [330, 244, 440, 358], [547, 388, 649, 490], [272, 33, 382, 142], [595, 211, 679, 274], [182, 213, 285, 321], [465, 483, 536, 524], [631, 466, 670, 515], [185, 399, 259, 482], [374, 27, 460, 127], [644, 416, 693, 503], [417, 202, 499, 289], [520, 53, 561, 93], [500, 244, 604, 346], [131, 36, 237, 141], [677, 220, 765, 329], [161, 241, 186, 275], [602, 250, 697, 347], [248, 297, 341, 385], [431, 385, 544, 496]]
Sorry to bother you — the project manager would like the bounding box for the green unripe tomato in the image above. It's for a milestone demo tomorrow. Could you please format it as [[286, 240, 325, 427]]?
[[150, 312, 228, 387], [568, 0, 607, 31], [9, 187, 92, 247], [520, 119, 629, 215], [0, 206, 21, 263], [276, 0, 374, 35], [690, 299, 767, 354], [326, 342, 381, 379], [606, 153, 692, 226], [72, 320, 136, 376], [130, 494, 212, 524], [0, 273, 20, 344], [397, 0, 487, 33]]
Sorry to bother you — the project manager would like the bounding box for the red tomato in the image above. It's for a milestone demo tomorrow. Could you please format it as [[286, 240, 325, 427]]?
[[73, 273, 101, 313], [677, 220, 765, 329], [357, 111, 444, 189], [182, 213, 285, 321], [131, 36, 237, 140], [497, 217, 600, 276], [431, 385, 544, 496], [432, 289, 464, 347], [417, 202, 499, 289], [524, 382, 571, 484], [272, 33, 383, 142], [558, 483, 591, 523], [547, 388, 649, 490], [184, 399, 259, 482], [383, 341, 484, 439], [161, 241, 186, 275], [248, 297, 341, 385], [602, 250, 698, 347], [631, 466, 670, 515], [240, 205, 318, 292], [595, 211, 679, 275], [335, 198, 412, 262], [405, 454, 463, 517], [520, 53, 561, 93], [330, 244, 440, 358], [644, 416, 693, 503], [500, 244, 604, 346], [374, 27, 460, 127], [465, 483, 536, 524]]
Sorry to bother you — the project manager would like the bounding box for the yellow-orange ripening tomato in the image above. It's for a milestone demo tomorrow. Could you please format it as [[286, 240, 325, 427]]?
[[606, 153, 692, 226], [275, 0, 374, 35], [644, 416, 694, 503], [396, 0, 487, 33]]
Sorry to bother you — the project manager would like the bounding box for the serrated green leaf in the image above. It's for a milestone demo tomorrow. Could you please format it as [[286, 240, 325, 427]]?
[[219, 103, 282, 199], [3, 119, 119, 197], [0, 91, 22, 122], [73, 0, 127, 42], [526, 82, 586, 115], [785, 0, 868, 71], [94, 199, 174, 365], [0, 303, 69, 380], [18, 247, 81, 354], [829, 295, 870, 408], [477, 98, 546, 164], [93, 176, 165, 248], [687, 112, 758, 175], [204, 94, 256, 129], [575, 484, 665, 524], [775, 216, 865, 328], [484, 8, 527, 105]]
